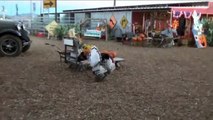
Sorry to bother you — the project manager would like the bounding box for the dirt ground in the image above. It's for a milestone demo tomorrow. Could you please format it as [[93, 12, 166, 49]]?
[[0, 36, 213, 120]]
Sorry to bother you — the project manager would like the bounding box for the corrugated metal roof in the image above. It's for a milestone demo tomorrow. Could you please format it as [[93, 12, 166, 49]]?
[[63, 1, 209, 13]]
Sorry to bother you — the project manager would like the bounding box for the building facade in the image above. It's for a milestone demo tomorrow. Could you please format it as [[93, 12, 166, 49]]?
[[62, 1, 212, 39]]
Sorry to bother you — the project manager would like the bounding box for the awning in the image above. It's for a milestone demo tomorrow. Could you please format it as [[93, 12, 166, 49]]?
[[172, 7, 207, 14], [206, 2, 213, 15], [172, 2, 213, 15]]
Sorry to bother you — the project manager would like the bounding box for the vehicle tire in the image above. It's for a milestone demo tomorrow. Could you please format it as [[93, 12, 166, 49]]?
[[0, 35, 22, 56], [95, 73, 107, 82], [0, 53, 3, 57], [22, 44, 31, 52]]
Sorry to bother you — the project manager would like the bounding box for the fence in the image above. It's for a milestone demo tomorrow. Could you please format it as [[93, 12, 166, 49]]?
[[10, 14, 110, 40], [12, 14, 75, 37]]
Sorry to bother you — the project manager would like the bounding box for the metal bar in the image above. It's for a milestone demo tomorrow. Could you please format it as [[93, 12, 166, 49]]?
[[55, 0, 57, 22]]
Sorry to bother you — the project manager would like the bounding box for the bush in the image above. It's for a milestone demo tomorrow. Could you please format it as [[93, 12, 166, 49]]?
[[54, 25, 69, 40], [54, 24, 81, 40], [202, 18, 213, 46]]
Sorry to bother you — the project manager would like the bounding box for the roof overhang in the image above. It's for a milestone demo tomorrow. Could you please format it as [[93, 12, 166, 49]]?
[[172, 7, 208, 14], [63, 2, 209, 13], [172, 2, 213, 15]]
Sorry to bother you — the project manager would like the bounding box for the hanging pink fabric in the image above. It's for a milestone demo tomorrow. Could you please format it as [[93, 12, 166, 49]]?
[[173, 11, 183, 18], [171, 2, 213, 15], [183, 11, 192, 19]]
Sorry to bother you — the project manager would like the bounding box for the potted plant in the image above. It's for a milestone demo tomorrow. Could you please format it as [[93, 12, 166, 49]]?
[[54, 25, 69, 40]]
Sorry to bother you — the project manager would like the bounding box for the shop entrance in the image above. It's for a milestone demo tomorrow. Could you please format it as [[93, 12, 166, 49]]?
[[132, 10, 170, 35]]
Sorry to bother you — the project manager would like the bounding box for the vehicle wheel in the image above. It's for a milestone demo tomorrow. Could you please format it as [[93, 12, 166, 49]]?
[[0, 35, 22, 56], [115, 62, 121, 69], [22, 44, 31, 52], [95, 73, 107, 82], [0, 53, 3, 57]]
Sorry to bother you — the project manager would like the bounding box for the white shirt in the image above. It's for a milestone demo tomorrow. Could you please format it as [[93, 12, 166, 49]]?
[[88, 46, 101, 67]]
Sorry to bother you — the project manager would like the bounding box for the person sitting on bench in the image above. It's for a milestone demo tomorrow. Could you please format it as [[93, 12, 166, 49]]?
[[161, 24, 178, 45]]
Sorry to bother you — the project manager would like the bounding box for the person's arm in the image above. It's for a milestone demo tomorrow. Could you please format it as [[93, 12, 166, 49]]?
[[161, 29, 169, 36], [172, 29, 178, 37]]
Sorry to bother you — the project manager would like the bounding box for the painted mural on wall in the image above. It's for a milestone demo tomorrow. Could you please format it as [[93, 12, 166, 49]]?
[[91, 11, 132, 34], [172, 19, 179, 29], [172, 11, 190, 38], [172, 11, 187, 37], [191, 10, 207, 48], [172, 10, 207, 48]]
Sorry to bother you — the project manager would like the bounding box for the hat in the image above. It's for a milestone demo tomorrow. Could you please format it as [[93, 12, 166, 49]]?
[[82, 44, 92, 52]]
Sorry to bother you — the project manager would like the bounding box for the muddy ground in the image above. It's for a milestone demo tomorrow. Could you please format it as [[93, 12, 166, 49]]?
[[0, 36, 212, 120]]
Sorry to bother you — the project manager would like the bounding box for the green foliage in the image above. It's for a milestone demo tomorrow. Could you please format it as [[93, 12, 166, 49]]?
[[202, 18, 213, 46], [72, 24, 82, 36], [54, 25, 69, 40], [54, 24, 81, 40]]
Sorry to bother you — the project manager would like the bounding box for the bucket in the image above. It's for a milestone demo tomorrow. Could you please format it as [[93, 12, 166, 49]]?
[[36, 32, 45, 38]]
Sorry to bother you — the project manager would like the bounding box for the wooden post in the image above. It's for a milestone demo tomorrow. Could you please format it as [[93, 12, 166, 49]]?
[[105, 25, 108, 41], [105, 19, 108, 41], [170, 9, 172, 25], [64, 45, 67, 63], [142, 13, 145, 33]]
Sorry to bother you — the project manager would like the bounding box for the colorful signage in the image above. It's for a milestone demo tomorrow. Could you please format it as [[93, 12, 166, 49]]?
[[109, 15, 117, 29], [43, 0, 56, 9], [120, 16, 128, 29], [84, 30, 102, 38], [45, 20, 58, 35]]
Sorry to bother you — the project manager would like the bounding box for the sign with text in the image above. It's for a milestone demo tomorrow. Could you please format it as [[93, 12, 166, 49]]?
[[43, 0, 56, 9], [84, 30, 102, 38]]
